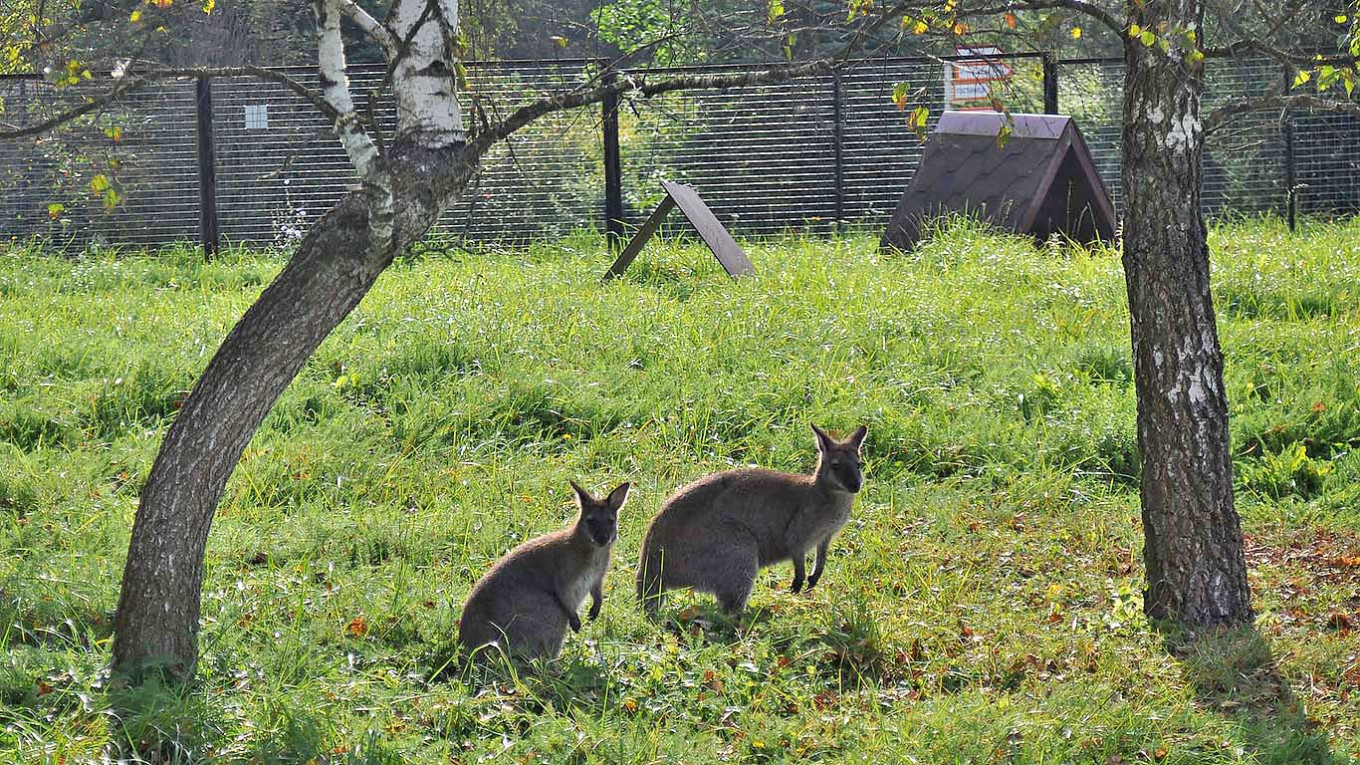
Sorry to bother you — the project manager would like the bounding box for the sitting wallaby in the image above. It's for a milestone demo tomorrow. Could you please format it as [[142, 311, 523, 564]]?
[[636, 424, 866, 616], [458, 481, 629, 661]]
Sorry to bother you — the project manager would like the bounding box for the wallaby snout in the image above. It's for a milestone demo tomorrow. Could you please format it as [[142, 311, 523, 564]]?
[[573, 480, 628, 546]]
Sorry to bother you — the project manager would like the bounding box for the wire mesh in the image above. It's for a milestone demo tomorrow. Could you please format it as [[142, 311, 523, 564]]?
[[1293, 110, 1360, 215], [621, 65, 839, 236], [1, 55, 1355, 250], [0, 77, 200, 249]]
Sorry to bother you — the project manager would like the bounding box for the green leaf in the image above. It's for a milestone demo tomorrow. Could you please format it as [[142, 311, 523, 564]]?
[[89, 174, 110, 194], [997, 122, 1013, 148], [1139, 30, 1156, 47], [1293, 69, 1312, 87], [767, 0, 785, 23], [891, 81, 911, 111]]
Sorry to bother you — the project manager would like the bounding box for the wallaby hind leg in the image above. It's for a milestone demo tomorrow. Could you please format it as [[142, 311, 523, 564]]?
[[711, 553, 758, 616]]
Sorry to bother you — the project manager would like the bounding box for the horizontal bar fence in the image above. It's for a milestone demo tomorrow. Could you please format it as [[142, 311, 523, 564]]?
[[1, 54, 1357, 252]]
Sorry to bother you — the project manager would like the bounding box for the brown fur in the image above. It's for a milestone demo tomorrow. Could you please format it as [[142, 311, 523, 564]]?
[[458, 481, 629, 661], [636, 425, 866, 615]]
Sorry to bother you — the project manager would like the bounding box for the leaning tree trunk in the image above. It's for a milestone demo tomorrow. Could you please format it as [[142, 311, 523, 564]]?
[[112, 0, 471, 680], [113, 197, 391, 676], [1120, 0, 1252, 627]]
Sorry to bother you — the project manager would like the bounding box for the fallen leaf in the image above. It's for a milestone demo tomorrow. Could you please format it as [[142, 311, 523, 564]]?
[[346, 616, 370, 637]]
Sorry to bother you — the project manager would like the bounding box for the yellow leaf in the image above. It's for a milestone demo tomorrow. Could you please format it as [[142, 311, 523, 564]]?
[[952, 21, 968, 36], [202, 0, 215, 13], [912, 20, 928, 35], [1070, 26, 1082, 39], [89, 174, 109, 194], [130, 9, 142, 22], [151, 0, 173, 7]]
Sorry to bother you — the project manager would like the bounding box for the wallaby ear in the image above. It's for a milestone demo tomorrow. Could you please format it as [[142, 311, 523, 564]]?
[[605, 482, 631, 512], [810, 423, 833, 453], [569, 480, 593, 508], [846, 425, 868, 451]]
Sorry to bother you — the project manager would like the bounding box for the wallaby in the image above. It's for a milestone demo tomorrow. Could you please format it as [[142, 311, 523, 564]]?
[[458, 481, 629, 661], [636, 424, 866, 616]]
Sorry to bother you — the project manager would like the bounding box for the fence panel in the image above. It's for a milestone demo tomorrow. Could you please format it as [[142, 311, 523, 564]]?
[[1, 78, 200, 249], [1, 55, 1356, 251], [621, 66, 839, 236], [1294, 110, 1360, 215]]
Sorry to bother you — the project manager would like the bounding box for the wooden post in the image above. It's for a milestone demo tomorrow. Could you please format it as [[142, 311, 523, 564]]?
[[1042, 54, 1059, 115], [195, 76, 220, 259], [602, 65, 625, 250], [1282, 64, 1297, 232]]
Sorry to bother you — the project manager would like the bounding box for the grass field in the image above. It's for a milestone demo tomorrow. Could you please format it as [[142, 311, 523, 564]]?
[[2, 219, 1359, 763]]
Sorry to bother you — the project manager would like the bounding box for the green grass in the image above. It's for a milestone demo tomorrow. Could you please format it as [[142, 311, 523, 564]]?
[[1, 218, 1358, 763]]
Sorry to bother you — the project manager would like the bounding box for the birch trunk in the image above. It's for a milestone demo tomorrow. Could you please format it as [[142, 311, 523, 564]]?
[[1120, 0, 1253, 628]]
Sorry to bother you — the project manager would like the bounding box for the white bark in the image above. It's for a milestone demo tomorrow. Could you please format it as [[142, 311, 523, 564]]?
[[314, 0, 382, 184], [314, 0, 394, 249], [388, 0, 465, 147]]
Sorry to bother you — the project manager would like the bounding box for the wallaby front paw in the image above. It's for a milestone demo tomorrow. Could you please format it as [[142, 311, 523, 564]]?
[[790, 578, 804, 594], [588, 604, 601, 621], [569, 614, 582, 633]]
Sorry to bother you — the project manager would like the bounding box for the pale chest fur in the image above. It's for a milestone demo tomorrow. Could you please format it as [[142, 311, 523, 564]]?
[[788, 491, 855, 548], [560, 545, 612, 608]]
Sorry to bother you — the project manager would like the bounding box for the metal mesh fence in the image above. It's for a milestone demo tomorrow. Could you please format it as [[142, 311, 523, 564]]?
[[1, 54, 1356, 250]]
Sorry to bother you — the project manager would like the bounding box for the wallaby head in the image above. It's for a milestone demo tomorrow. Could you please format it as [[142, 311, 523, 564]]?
[[570, 480, 630, 546], [811, 424, 867, 494]]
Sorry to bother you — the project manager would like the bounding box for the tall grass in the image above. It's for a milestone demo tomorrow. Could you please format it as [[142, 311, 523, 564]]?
[[1, 218, 1357, 762]]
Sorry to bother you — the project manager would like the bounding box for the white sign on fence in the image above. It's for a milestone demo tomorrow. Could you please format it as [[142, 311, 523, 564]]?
[[944, 47, 1014, 110]]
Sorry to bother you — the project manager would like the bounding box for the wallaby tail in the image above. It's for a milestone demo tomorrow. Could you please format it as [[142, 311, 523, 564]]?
[[635, 544, 665, 616]]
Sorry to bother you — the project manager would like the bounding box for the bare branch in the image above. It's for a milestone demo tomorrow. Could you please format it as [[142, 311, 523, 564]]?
[[338, 0, 398, 55], [0, 65, 336, 140], [462, 59, 837, 165], [959, 0, 1125, 35], [1205, 93, 1360, 132], [1203, 27, 1358, 66]]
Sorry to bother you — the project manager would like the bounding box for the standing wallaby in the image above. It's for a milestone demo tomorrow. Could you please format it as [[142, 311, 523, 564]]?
[[636, 424, 866, 616], [458, 481, 630, 661]]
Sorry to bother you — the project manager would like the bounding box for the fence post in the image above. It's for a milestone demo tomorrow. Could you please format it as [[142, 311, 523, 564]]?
[[831, 70, 845, 230], [1282, 64, 1297, 231], [601, 64, 625, 249], [1042, 53, 1059, 114], [195, 76, 220, 259]]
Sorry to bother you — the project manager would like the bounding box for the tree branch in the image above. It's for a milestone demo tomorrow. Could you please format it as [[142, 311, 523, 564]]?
[[338, 0, 398, 55], [462, 59, 836, 165], [1205, 93, 1360, 132], [0, 65, 336, 140], [959, 0, 1125, 36]]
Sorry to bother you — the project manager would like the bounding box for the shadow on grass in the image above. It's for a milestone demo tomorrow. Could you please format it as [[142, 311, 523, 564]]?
[[1169, 626, 1333, 765]]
